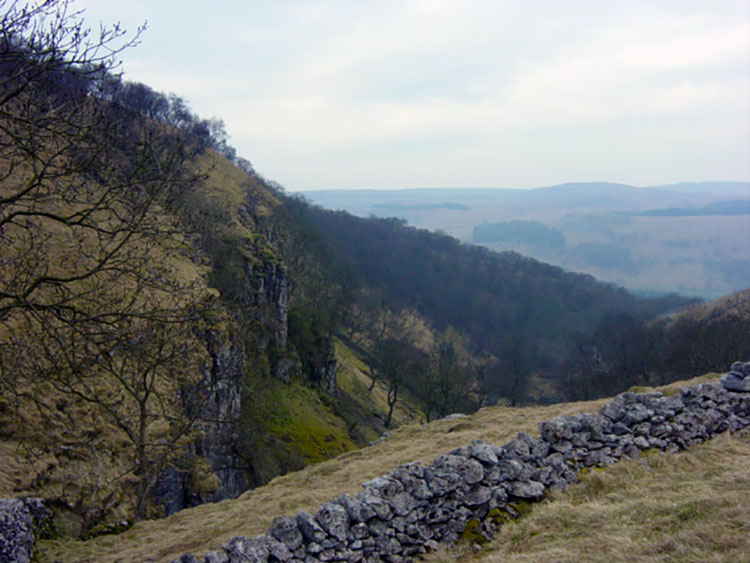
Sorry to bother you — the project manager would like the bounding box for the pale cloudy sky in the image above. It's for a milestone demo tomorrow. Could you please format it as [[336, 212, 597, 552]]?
[[78, 0, 749, 190]]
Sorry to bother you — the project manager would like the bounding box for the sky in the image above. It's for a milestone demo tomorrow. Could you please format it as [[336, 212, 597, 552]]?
[[76, 0, 750, 190]]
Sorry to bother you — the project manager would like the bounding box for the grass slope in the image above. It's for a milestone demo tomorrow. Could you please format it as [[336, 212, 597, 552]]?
[[35, 373, 742, 562], [431, 432, 750, 562], [662, 288, 750, 325]]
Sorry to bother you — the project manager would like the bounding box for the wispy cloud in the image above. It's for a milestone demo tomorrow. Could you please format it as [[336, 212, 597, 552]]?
[[80, 0, 749, 189]]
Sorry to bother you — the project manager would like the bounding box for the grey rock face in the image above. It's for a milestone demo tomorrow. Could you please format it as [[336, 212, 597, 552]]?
[[316, 503, 349, 543], [362, 476, 404, 498], [224, 534, 292, 562], [390, 464, 432, 500], [465, 486, 492, 506], [622, 403, 652, 426], [461, 460, 484, 485], [335, 494, 377, 524], [154, 331, 249, 516], [469, 441, 499, 465], [358, 493, 393, 521], [600, 397, 627, 422], [204, 550, 230, 562], [508, 480, 545, 499], [721, 373, 750, 392], [540, 417, 574, 442]]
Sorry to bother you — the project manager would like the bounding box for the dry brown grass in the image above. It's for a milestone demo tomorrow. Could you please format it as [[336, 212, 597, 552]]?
[[430, 431, 750, 563], [662, 288, 750, 324], [36, 373, 725, 562], [0, 150, 239, 531]]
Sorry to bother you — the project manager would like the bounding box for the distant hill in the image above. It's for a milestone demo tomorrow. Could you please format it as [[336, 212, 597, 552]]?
[[636, 200, 750, 217], [374, 201, 470, 211], [300, 181, 750, 211], [652, 181, 750, 196], [299, 182, 750, 298]]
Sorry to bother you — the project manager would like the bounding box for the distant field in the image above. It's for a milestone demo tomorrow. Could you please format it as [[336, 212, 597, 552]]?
[[301, 184, 750, 298]]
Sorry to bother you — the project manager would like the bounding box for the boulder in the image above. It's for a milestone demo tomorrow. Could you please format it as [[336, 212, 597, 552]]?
[[721, 373, 750, 392], [223, 534, 292, 562], [508, 480, 545, 499], [316, 503, 349, 544]]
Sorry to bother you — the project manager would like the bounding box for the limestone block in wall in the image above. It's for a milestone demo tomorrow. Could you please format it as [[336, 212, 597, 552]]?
[[722, 361, 750, 391], [0, 499, 35, 563], [0, 498, 49, 563]]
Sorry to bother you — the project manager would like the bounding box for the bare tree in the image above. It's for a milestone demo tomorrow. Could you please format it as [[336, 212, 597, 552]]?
[[411, 330, 475, 421], [369, 336, 427, 429], [0, 0, 219, 522]]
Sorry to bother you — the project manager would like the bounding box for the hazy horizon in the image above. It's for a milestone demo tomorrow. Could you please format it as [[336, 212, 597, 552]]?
[[293, 180, 750, 193], [80, 1, 749, 191]]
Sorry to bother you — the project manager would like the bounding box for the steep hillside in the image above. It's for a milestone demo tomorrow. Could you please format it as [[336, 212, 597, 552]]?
[[34, 372, 750, 562], [0, 4, 412, 531], [662, 288, 750, 324], [300, 183, 750, 298], [0, 143, 423, 531], [286, 199, 692, 370]]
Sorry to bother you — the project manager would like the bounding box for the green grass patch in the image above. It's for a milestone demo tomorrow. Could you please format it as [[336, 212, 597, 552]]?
[[240, 376, 357, 482]]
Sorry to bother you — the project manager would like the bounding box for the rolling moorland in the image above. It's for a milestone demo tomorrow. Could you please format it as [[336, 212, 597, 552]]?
[[1, 1, 749, 561]]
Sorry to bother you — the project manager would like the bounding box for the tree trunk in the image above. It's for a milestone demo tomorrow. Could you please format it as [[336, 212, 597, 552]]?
[[385, 382, 398, 429]]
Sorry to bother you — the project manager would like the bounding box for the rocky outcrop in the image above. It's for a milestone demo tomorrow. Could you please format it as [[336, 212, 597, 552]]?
[[155, 255, 292, 514], [319, 341, 338, 396], [0, 498, 50, 563], [245, 259, 289, 352], [152, 331, 247, 516], [196, 332, 248, 502], [174, 364, 750, 563]]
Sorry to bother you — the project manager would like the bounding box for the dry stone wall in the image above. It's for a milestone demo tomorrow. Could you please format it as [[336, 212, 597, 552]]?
[[175, 364, 750, 563], [3, 364, 750, 563]]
